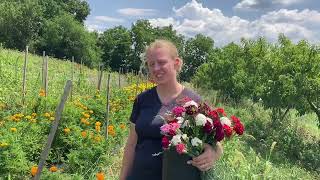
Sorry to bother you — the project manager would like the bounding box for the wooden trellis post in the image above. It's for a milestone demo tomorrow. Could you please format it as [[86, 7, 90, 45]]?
[[44, 56, 48, 97], [34, 80, 72, 180], [22, 46, 28, 107], [105, 74, 111, 140], [97, 64, 103, 91]]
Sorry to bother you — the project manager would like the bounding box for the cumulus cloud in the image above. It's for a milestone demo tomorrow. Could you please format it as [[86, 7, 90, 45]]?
[[149, 0, 320, 46], [117, 8, 157, 17], [234, 0, 304, 11]]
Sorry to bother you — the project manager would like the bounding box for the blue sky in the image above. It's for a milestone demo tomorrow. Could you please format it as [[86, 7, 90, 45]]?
[[85, 0, 320, 46]]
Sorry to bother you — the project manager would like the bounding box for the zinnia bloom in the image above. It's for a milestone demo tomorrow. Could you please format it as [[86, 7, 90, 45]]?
[[176, 143, 186, 154], [172, 106, 186, 117], [162, 136, 170, 149], [234, 122, 244, 135], [223, 125, 233, 137]]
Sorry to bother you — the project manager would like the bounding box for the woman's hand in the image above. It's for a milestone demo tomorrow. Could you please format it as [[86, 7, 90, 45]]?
[[187, 142, 223, 171]]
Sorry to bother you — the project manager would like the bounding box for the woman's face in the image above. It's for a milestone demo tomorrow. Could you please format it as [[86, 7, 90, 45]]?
[[146, 47, 179, 85]]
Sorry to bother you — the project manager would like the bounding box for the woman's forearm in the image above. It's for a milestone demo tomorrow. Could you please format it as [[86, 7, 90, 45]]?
[[119, 143, 136, 180], [119, 125, 137, 180]]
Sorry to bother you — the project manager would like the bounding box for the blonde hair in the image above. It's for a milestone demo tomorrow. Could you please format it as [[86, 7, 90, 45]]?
[[144, 39, 183, 72]]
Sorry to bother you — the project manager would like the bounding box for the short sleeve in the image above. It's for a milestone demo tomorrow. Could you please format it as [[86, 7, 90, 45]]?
[[129, 97, 140, 124]]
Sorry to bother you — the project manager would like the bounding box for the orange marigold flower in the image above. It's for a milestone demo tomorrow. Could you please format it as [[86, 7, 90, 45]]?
[[120, 123, 126, 130], [39, 89, 46, 97], [109, 130, 116, 137], [89, 110, 94, 114], [31, 166, 38, 176], [107, 125, 114, 132], [63, 128, 70, 134], [83, 113, 90, 118], [95, 125, 101, 132], [81, 131, 87, 138], [96, 172, 105, 180], [95, 121, 101, 126], [49, 165, 58, 172]]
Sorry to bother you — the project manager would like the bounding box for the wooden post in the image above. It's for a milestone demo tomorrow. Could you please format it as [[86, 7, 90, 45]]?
[[0, 43, 2, 76], [97, 64, 103, 91], [42, 51, 45, 85], [22, 46, 28, 106], [118, 68, 121, 88], [105, 74, 111, 140], [34, 80, 72, 180], [78, 59, 82, 87], [70, 56, 74, 101], [44, 56, 48, 97]]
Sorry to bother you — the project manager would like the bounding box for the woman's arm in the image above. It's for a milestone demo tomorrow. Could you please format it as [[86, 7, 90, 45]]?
[[188, 142, 223, 171], [119, 123, 138, 180]]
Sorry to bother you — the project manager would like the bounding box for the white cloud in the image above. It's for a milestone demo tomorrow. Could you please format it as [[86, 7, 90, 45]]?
[[149, 0, 320, 46], [234, 0, 304, 11], [117, 8, 157, 17], [84, 16, 124, 32], [94, 16, 124, 23]]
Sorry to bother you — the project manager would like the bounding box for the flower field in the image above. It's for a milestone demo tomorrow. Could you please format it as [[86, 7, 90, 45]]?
[[1, 49, 320, 179]]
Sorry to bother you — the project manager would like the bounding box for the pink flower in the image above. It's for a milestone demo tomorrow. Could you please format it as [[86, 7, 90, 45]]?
[[176, 143, 186, 154], [172, 106, 186, 117], [162, 136, 170, 149], [160, 122, 181, 136]]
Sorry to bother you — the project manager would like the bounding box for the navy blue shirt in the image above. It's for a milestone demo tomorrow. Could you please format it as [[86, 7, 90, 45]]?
[[127, 86, 201, 180]]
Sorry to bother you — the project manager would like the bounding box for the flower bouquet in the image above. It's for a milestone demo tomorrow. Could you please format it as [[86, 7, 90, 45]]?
[[159, 97, 244, 180]]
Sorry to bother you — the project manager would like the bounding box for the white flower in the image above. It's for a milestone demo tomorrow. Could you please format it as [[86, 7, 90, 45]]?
[[171, 134, 182, 145], [183, 100, 198, 108], [195, 113, 207, 126], [220, 117, 231, 126], [191, 137, 203, 147], [177, 117, 189, 128], [182, 134, 188, 141], [206, 117, 213, 124]]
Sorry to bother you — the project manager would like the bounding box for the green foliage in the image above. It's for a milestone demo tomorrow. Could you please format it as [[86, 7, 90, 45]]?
[[37, 13, 101, 67], [180, 34, 214, 82], [99, 26, 132, 71], [0, 0, 43, 50]]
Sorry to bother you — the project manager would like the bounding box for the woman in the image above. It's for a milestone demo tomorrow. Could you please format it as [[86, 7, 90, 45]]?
[[120, 39, 223, 180]]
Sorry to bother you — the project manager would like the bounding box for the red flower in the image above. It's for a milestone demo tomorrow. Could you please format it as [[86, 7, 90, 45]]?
[[231, 115, 240, 124], [208, 110, 219, 121], [162, 136, 170, 149], [214, 121, 224, 141], [216, 108, 227, 116], [203, 121, 213, 134], [223, 125, 233, 137], [176, 143, 186, 154], [234, 122, 244, 135]]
